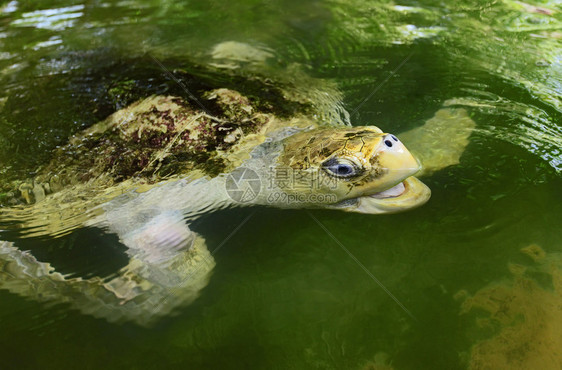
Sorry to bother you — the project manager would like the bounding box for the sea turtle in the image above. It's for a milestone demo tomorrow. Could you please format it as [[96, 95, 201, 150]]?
[[0, 42, 474, 325]]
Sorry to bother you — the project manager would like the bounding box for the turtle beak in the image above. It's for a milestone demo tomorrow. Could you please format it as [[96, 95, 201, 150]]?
[[354, 176, 431, 214], [328, 176, 431, 214], [377, 134, 421, 180], [355, 134, 421, 196]]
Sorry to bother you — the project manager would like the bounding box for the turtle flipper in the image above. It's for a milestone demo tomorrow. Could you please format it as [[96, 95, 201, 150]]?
[[0, 218, 215, 326], [398, 107, 476, 176]]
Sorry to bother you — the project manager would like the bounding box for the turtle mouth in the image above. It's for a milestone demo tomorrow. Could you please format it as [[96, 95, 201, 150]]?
[[368, 181, 406, 199], [330, 176, 431, 214]]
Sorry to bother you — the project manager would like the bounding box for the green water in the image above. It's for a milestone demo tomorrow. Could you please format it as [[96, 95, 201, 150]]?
[[1, 0, 561, 369]]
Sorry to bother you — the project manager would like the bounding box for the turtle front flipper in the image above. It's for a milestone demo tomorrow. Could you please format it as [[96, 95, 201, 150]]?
[[398, 107, 476, 176], [0, 218, 215, 326]]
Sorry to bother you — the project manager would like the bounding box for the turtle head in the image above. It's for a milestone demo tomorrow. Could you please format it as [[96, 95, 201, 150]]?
[[273, 126, 431, 213]]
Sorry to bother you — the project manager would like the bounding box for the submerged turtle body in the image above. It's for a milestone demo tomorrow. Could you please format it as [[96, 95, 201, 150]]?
[[2, 85, 321, 239], [0, 42, 475, 325], [7, 89, 277, 207]]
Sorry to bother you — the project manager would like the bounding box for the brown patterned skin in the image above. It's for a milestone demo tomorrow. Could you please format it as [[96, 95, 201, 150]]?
[[279, 127, 384, 170]]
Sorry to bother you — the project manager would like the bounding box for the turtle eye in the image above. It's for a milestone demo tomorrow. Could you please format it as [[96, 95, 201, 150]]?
[[322, 158, 359, 178]]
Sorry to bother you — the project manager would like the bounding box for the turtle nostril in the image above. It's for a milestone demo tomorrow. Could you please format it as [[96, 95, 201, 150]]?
[[391, 135, 398, 142], [384, 140, 393, 147]]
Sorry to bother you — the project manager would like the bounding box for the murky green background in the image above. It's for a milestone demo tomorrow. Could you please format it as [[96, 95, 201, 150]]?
[[1, 0, 561, 369]]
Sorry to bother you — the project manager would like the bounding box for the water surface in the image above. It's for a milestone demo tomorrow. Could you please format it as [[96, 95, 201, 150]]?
[[0, 0, 561, 369]]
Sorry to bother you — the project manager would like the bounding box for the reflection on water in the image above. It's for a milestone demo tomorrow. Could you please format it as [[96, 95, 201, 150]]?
[[11, 5, 84, 31], [0, 0, 561, 368], [447, 94, 562, 171]]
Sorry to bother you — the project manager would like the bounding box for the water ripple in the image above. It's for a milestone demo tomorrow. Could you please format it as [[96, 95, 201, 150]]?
[[11, 5, 84, 31]]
